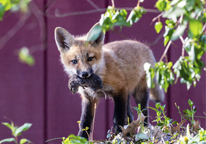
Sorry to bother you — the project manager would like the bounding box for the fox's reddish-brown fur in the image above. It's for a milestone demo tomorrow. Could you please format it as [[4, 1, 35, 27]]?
[[55, 23, 164, 139]]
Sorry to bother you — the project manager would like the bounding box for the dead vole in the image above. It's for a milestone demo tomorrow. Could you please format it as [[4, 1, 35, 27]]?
[[68, 74, 103, 94]]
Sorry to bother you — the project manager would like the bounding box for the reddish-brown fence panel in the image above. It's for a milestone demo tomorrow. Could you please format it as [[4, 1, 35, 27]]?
[[45, 0, 107, 142], [0, 0, 206, 143], [0, 0, 45, 143]]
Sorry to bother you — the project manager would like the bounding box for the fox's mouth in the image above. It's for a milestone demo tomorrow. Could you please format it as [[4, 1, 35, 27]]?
[[78, 73, 92, 79], [77, 69, 93, 79]]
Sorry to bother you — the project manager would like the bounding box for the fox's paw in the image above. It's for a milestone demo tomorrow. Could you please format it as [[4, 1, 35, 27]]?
[[68, 75, 81, 94], [68, 80, 79, 94]]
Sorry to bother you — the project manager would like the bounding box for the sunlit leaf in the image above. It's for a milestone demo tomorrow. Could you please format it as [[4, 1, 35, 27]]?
[[171, 22, 187, 41], [19, 47, 35, 66], [127, 7, 146, 25], [188, 99, 193, 107], [189, 20, 203, 37], [2, 122, 12, 130], [20, 138, 30, 144], [14, 123, 32, 137], [144, 63, 155, 88], [163, 7, 185, 22], [155, 0, 167, 11], [0, 4, 5, 20], [0, 138, 16, 143], [155, 22, 163, 33]]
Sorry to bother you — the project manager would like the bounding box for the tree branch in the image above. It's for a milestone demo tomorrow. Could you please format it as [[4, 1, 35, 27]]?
[[179, 36, 185, 57], [111, 0, 115, 7], [55, 7, 159, 18], [159, 40, 172, 61], [0, 12, 30, 50], [86, 0, 101, 11]]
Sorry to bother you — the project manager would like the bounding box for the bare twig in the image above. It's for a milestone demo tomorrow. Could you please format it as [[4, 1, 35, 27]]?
[[150, 13, 163, 25], [55, 9, 105, 17], [137, 0, 140, 7], [86, 0, 101, 11], [165, 54, 168, 63], [202, 23, 206, 33], [159, 40, 172, 61], [55, 7, 159, 18], [149, 31, 164, 46], [42, 0, 57, 13], [111, 0, 115, 7], [113, 29, 130, 39], [0, 12, 30, 50], [179, 36, 185, 57], [90, 103, 97, 141], [31, 1, 45, 46]]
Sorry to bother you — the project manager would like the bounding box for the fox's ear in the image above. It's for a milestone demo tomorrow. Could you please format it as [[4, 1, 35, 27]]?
[[54, 27, 74, 52], [87, 23, 105, 47]]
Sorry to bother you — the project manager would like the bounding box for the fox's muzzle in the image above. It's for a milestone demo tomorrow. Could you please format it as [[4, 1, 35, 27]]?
[[77, 68, 93, 78]]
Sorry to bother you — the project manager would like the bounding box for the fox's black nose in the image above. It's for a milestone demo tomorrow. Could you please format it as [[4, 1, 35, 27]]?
[[82, 72, 89, 78]]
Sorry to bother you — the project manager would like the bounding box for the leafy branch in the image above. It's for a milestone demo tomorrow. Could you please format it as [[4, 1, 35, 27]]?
[[0, 122, 32, 144], [87, 0, 206, 91]]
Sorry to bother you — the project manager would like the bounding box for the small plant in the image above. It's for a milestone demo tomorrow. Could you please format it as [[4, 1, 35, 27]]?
[[62, 134, 90, 144], [149, 103, 173, 134], [0, 122, 32, 144]]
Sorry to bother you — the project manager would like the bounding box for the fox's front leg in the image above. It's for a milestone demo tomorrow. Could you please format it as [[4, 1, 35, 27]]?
[[78, 95, 98, 139], [113, 93, 127, 133]]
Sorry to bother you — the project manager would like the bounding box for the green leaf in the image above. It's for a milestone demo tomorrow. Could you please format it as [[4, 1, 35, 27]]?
[[85, 127, 89, 131], [186, 124, 190, 137], [135, 133, 149, 140], [155, 0, 166, 11], [155, 22, 163, 33], [189, 20, 203, 37], [144, 62, 155, 88], [163, 26, 174, 45], [20, 138, 30, 144], [0, 138, 16, 143], [14, 123, 32, 137], [160, 105, 166, 111], [127, 7, 146, 25], [188, 99, 193, 107], [156, 103, 160, 109], [163, 7, 185, 22], [156, 122, 164, 126], [0, 0, 11, 11], [171, 22, 187, 41], [144, 62, 151, 71], [2, 122, 12, 130], [157, 111, 161, 117], [19, 0, 31, 13], [185, 0, 195, 11], [86, 25, 102, 42], [19, 47, 35, 66], [200, 35, 206, 45], [0, 4, 5, 20], [172, 120, 178, 125], [164, 36, 170, 46], [188, 44, 196, 61]]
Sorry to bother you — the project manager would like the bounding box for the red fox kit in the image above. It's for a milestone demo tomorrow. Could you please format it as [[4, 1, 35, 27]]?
[[54, 23, 164, 139]]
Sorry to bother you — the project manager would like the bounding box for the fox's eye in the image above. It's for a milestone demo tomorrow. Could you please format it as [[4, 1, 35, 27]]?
[[71, 60, 78, 64], [87, 57, 93, 61]]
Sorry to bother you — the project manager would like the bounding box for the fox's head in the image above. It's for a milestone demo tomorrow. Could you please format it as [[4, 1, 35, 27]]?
[[54, 23, 105, 78]]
